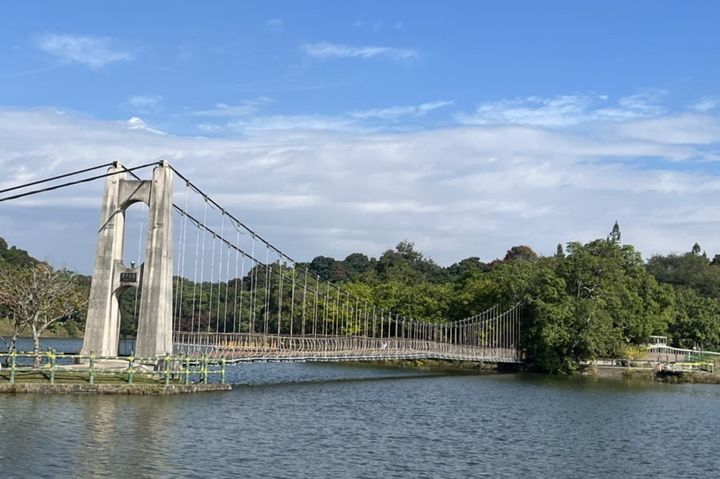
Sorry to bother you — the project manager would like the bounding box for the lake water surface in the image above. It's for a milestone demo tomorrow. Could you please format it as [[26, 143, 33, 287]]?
[[1, 338, 719, 478]]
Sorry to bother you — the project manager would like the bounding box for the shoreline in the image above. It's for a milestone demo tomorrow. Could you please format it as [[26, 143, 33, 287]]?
[[585, 365, 720, 384], [360, 359, 720, 385], [355, 358, 518, 374], [0, 382, 232, 395]]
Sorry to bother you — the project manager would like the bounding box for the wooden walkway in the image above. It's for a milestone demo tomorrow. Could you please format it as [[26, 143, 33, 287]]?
[[173, 332, 522, 363]]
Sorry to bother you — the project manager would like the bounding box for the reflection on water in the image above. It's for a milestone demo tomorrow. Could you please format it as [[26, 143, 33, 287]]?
[[2, 346, 720, 477], [73, 396, 175, 478], [75, 397, 121, 478]]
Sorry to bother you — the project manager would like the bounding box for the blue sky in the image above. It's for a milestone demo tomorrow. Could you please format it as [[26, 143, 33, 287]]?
[[4, 1, 718, 127], [2, 1, 720, 272]]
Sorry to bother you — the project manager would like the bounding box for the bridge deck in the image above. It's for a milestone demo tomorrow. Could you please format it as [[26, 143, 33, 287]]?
[[173, 332, 521, 363]]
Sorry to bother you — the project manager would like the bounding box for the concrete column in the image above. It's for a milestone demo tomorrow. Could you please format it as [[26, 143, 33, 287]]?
[[135, 162, 174, 357], [81, 164, 126, 356], [82, 162, 165, 358]]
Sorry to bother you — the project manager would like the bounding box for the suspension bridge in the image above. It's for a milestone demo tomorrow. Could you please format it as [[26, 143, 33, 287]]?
[[0, 161, 523, 365]]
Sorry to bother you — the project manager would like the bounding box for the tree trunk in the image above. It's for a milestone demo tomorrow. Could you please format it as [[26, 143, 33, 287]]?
[[6, 313, 24, 354], [3, 323, 24, 365], [1, 331, 18, 366], [32, 322, 40, 368], [9, 331, 19, 353]]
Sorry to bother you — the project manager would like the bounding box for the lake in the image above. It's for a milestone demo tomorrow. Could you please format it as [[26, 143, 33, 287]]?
[[1, 338, 719, 478]]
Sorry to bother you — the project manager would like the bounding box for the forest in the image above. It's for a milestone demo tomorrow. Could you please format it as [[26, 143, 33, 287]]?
[[302, 235, 720, 372], [1, 223, 720, 373]]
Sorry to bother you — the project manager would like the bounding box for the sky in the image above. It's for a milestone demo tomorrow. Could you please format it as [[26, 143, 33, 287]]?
[[2, 1, 720, 273]]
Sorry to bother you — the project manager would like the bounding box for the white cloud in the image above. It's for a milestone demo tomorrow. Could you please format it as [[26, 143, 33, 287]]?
[[224, 114, 360, 133], [457, 92, 666, 127], [2, 104, 720, 275], [197, 100, 452, 133], [350, 101, 453, 120], [265, 18, 284, 32], [214, 192, 320, 209], [615, 114, 720, 145], [300, 42, 418, 61], [193, 98, 272, 118], [34, 33, 133, 68], [127, 95, 163, 113], [691, 96, 720, 112], [617, 90, 666, 114], [126, 116, 166, 135]]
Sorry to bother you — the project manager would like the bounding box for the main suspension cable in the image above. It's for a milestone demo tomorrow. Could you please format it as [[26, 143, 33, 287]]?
[[0, 161, 118, 195], [0, 161, 159, 203]]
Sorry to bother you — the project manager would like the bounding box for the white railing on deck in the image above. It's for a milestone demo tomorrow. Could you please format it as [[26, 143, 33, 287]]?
[[173, 332, 522, 363]]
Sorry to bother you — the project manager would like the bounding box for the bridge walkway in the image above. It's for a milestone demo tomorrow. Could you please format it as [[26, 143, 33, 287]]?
[[173, 332, 522, 363]]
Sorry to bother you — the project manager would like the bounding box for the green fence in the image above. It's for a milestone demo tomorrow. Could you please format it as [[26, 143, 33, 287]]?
[[0, 351, 226, 386]]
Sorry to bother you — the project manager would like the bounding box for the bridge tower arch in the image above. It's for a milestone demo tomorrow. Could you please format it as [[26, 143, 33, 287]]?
[[81, 161, 173, 358]]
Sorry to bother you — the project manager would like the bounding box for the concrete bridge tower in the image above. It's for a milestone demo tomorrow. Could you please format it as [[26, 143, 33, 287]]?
[[81, 161, 174, 358]]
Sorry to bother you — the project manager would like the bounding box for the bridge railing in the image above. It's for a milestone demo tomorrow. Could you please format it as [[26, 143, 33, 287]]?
[[173, 332, 522, 363]]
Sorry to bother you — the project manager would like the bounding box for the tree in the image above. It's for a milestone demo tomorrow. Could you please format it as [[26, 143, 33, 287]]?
[[503, 245, 538, 263], [0, 303, 27, 355], [670, 287, 720, 349], [608, 221, 621, 243], [447, 257, 487, 283], [342, 253, 372, 280], [511, 239, 675, 372], [308, 256, 337, 281], [647, 252, 720, 298], [0, 263, 86, 360], [376, 241, 445, 283], [0, 236, 38, 269]]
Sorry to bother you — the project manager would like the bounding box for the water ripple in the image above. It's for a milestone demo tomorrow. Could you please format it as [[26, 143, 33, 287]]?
[[2, 363, 720, 478]]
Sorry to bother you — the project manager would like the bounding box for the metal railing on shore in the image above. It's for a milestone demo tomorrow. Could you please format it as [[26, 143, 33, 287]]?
[[0, 351, 226, 386], [661, 361, 715, 373], [591, 358, 715, 373]]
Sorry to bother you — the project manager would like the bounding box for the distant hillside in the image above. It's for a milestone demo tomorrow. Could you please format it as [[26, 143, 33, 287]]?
[[0, 236, 39, 268]]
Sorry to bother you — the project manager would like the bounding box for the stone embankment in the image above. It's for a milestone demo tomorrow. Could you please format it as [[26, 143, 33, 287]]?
[[589, 366, 720, 384]]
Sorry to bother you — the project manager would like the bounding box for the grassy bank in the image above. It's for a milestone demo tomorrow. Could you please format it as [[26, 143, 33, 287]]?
[[0, 318, 83, 339]]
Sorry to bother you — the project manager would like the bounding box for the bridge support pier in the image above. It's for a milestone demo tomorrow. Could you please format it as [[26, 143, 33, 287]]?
[[134, 164, 174, 358], [81, 162, 173, 358]]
